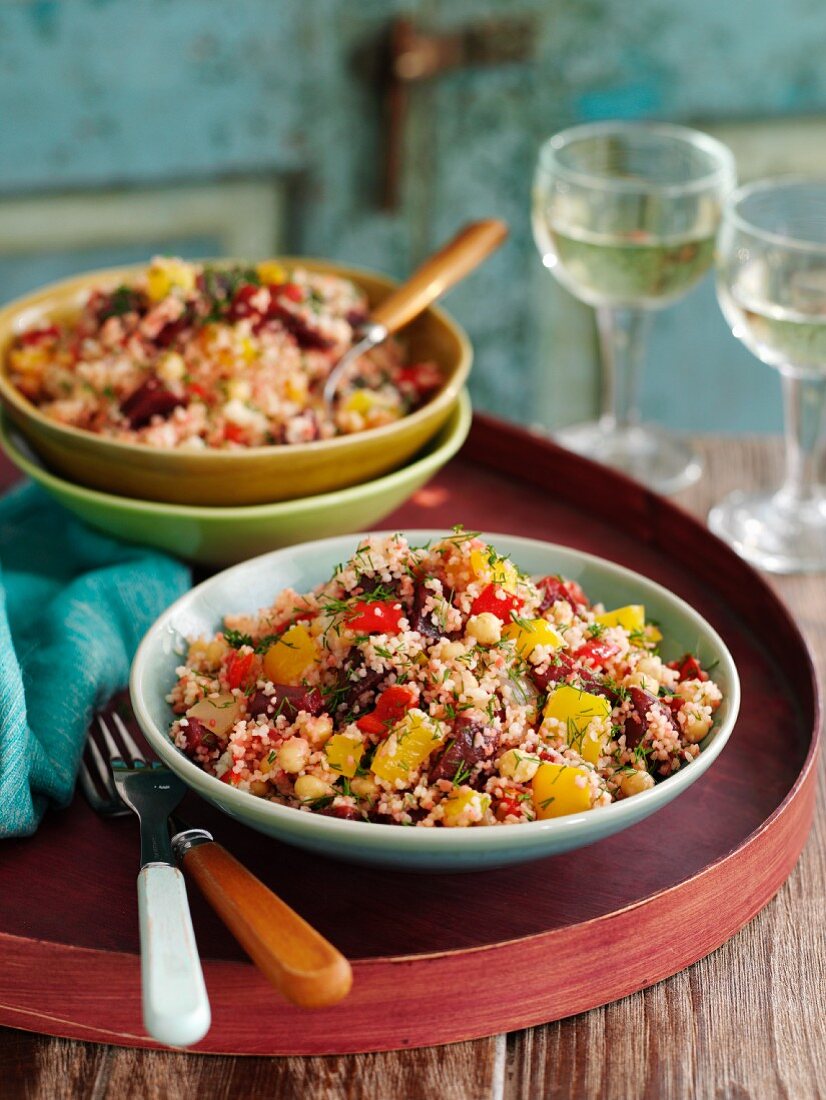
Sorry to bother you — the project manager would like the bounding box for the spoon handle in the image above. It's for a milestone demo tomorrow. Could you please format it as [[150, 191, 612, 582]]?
[[371, 218, 508, 334], [177, 835, 353, 1009]]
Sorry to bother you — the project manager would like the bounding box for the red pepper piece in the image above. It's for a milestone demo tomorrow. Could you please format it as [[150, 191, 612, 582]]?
[[667, 654, 709, 682], [496, 793, 524, 820], [470, 583, 523, 623], [226, 650, 255, 690], [18, 325, 60, 346], [278, 282, 304, 303], [223, 422, 246, 444], [397, 362, 443, 396], [346, 599, 405, 635], [572, 639, 621, 666], [356, 684, 417, 736]]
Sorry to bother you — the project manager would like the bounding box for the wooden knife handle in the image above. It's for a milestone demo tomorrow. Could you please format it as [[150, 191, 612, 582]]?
[[181, 841, 352, 1009], [370, 218, 508, 334]]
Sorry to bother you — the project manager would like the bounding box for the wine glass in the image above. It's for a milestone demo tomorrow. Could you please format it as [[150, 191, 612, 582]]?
[[711, 178, 826, 573], [533, 121, 736, 493]]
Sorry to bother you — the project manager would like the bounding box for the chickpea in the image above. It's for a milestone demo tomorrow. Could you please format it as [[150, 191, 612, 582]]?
[[498, 748, 541, 783], [350, 775, 380, 802], [683, 710, 712, 743], [466, 612, 502, 646], [620, 769, 655, 798], [277, 737, 311, 774], [157, 351, 186, 383], [436, 640, 465, 662], [249, 779, 269, 797], [294, 774, 332, 802], [627, 671, 659, 695]]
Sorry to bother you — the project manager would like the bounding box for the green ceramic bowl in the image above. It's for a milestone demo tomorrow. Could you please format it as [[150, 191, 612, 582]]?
[[0, 260, 472, 506], [131, 531, 741, 872], [0, 392, 470, 566]]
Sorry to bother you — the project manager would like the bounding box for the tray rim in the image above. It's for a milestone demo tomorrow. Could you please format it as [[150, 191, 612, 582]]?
[[0, 412, 820, 1054]]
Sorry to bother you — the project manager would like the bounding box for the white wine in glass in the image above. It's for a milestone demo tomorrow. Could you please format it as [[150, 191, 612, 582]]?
[[533, 121, 736, 494], [712, 178, 826, 573]]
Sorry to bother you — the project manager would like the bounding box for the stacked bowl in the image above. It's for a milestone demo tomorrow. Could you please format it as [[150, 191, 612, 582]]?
[[0, 259, 473, 564]]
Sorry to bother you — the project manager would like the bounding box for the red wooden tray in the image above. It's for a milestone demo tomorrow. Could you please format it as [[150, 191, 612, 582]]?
[[0, 415, 819, 1055]]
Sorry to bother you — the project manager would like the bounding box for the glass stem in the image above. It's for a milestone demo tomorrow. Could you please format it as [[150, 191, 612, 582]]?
[[595, 307, 650, 431], [778, 371, 826, 507]]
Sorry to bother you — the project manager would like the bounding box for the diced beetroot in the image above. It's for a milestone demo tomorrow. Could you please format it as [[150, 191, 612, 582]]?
[[154, 311, 195, 348], [120, 377, 186, 428], [180, 717, 209, 757], [247, 685, 324, 720], [227, 283, 268, 322], [530, 653, 620, 706], [530, 652, 577, 691], [319, 803, 363, 820], [268, 303, 334, 350], [623, 686, 679, 749], [429, 717, 499, 787], [334, 653, 386, 716], [537, 576, 588, 613], [345, 307, 368, 329], [409, 583, 443, 639]]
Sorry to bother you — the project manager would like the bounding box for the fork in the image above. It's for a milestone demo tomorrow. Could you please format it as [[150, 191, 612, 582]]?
[[82, 711, 353, 1012], [81, 714, 211, 1048]]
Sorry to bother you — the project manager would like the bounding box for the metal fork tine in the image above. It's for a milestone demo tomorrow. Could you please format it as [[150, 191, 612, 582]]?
[[79, 761, 108, 813], [87, 729, 120, 803], [111, 712, 147, 767], [97, 714, 125, 763]]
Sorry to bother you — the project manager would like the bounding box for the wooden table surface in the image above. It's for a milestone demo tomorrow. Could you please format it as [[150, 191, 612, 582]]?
[[1, 436, 823, 1100]]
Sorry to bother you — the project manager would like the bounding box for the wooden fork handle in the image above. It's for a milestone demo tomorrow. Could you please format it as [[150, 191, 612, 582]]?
[[370, 218, 508, 334], [180, 840, 352, 1009]]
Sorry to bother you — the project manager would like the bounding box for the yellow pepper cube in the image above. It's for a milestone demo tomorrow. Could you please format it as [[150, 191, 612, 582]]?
[[441, 787, 491, 827], [531, 763, 593, 819], [325, 732, 364, 779], [502, 618, 564, 659], [262, 624, 317, 685], [146, 259, 196, 302], [370, 710, 446, 785], [469, 548, 519, 592], [257, 260, 287, 285], [342, 390, 379, 416], [594, 605, 645, 634], [543, 685, 611, 764]]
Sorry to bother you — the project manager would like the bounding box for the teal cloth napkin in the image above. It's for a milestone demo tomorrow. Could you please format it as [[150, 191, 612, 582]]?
[[0, 483, 190, 838]]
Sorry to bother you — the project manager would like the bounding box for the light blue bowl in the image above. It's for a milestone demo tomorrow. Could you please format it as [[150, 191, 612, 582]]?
[[131, 532, 741, 871]]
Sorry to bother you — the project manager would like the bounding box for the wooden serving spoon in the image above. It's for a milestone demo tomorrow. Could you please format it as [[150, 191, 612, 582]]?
[[172, 827, 352, 1009], [322, 218, 508, 407]]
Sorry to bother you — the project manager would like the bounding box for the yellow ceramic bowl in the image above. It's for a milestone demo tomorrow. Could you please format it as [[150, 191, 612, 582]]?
[[0, 259, 472, 506]]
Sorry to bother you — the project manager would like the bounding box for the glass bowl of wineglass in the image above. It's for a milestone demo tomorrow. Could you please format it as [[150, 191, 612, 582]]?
[[711, 177, 826, 573], [533, 121, 736, 493]]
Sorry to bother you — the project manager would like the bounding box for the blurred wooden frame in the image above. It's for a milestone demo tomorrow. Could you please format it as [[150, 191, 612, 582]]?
[[0, 177, 286, 262]]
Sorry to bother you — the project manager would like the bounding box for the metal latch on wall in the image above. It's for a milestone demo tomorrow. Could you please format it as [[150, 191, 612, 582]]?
[[380, 16, 536, 210]]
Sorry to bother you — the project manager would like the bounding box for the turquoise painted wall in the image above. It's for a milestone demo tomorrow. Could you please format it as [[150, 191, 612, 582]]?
[[3, 0, 826, 433]]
